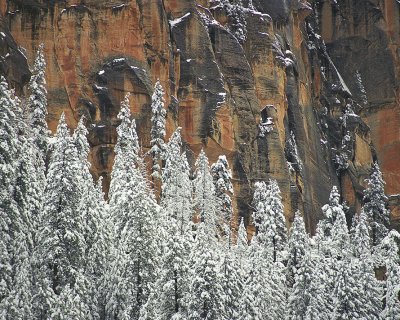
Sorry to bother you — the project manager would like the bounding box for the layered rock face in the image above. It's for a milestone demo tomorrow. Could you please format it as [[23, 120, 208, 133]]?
[[1, 0, 399, 232]]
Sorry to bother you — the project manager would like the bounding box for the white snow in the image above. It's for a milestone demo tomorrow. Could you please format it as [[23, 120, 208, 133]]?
[[94, 84, 107, 90], [0, 32, 6, 38], [112, 4, 128, 10], [169, 13, 191, 28], [113, 58, 126, 63], [98, 70, 105, 75]]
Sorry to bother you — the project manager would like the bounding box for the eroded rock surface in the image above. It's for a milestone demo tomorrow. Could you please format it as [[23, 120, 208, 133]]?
[[1, 0, 399, 232]]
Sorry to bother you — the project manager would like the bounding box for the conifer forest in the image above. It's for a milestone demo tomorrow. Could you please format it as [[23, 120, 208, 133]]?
[[1, 41, 400, 319]]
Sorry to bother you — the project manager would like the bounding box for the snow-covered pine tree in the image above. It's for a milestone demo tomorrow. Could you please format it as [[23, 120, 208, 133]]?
[[349, 209, 383, 318], [220, 247, 243, 320], [72, 116, 104, 259], [34, 113, 90, 318], [161, 127, 193, 229], [72, 116, 109, 318], [187, 223, 225, 320], [382, 260, 400, 320], [236, 219, 249, 267], [86, 178, 111, 320], [244, 236, 286, 320], [316, 186, 350, 259], [309, 186, 351, 319], [211, 155, 234, 241], [0, 77, 19, 301], [106, 94, 160, 319], [351, 209, 371, 259], [286, 211, 309, 287], [150, 79, 167, 181], [0, 232, 34, 320], [3, 103, 46, 319], [239, 246, 264, 320], [252, 179, 287, 263], [27, 43, 49, 156], [381, 231, 400, 319], [332, 254, 382, 320], [286, 251, 313, 320], [193, 149, 219, 236], [139, 216, 191, 320], [363, 162, 390, 247], [0, 77, 38, 318], [304, 255, 334, 319], [141, 128, 193, 320]]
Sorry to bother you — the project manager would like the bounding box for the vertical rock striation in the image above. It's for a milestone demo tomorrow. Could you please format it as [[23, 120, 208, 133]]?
[[0, 0, 399, 232]]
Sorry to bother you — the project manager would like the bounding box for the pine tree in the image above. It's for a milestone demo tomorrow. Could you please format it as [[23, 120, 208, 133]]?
[[0, 77, 19, 304], [27, 43, 49, 156], [332, 257, 382, 320], [211, 155, 234, 240], [239, 245, 264, 320], [150, 79, 167, 181], [141, 128, 193, 320], [106, 94, 160, 319], [286, 211, 309, 287], [304, 255, 334, 319], [187, 223, 226, 320], [221, 247, 244, 320], [363, 162, 390, 246], [34, 113, 89, 317], [236, 219, 249, 267], [0, 232, 34, 320], [252, 179, 287, 263], [286, 251, 313, 320], [162, 127, 193, 230], [317, 186, 350, 259], [351, 209, 371, 259], [350, 210, 383, 318], [193, 149, 219, 236], [381, 231, 400, 319], [72, 116, 108, 319], [139, 217, 191, 320]]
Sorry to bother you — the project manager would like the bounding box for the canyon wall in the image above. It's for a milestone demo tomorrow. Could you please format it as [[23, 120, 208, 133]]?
[[0, 0, 399, 232]]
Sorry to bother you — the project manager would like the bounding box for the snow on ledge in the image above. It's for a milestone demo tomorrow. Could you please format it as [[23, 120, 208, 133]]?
[[169, 12, 191, 28]]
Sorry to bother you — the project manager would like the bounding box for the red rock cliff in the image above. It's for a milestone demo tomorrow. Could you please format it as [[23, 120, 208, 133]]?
[[0, 0, 399, 232]]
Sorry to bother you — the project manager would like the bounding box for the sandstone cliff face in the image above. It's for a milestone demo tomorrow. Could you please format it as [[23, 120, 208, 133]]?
[[1, 0, 399, 232]]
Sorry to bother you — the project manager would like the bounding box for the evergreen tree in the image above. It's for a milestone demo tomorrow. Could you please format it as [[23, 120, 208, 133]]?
[[161, 127, 193, 230], [286, 252, 313, 320], [211, 155, 234, 240], [193, 149, 218, 236], [72, 116, 108, 319], [252, 179, 287, 263], [381, 231, 400, 319], [350, 210, 383, 318], [220, 246, 243, 319], [106, 94, 160, 319], [382, 262, 400, 319], [304, 256, 334, 319], [141, 128, 193, 320], [27, 43, 49, 155], [34, 113, 90, 318], [286, 211, 309, 287], [239, 246, 264, 320], [316, 186, 350, 259], [332, 257, 382, 320], [363, 162, 390, 246], [150, 79, 167, 180], [351, 209, 371, 259], [0, 233, 34, 320], [187, 224, 225, 320], [0, 77, 19, 305]]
